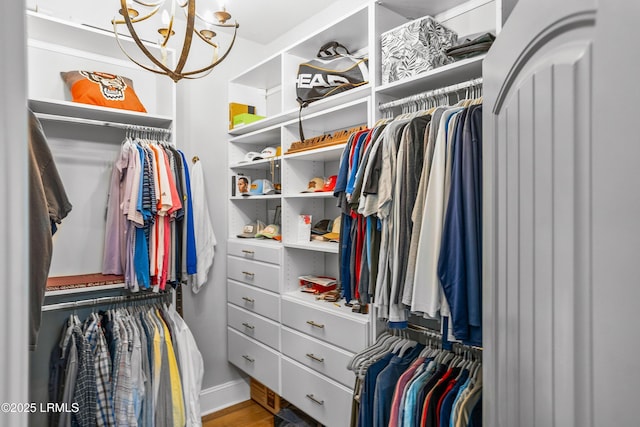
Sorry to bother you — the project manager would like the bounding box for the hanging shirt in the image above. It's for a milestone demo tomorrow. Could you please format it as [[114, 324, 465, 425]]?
[[28, 111, 72, 350], [411, 107, 464, 318], [187, 158, 216, 292], [403, 108, 445, 307]]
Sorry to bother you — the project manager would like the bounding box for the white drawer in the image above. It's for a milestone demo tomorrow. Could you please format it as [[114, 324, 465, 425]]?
[[228, 304, 280, 350], [281, 326, 355, 389], [227, 256, 280, 293], [281, 357, 352, 427], [228, 239, 281, 264], [281, 297, 368, 353], [227, 280, 280, 321], [228, 328, 280, 393]]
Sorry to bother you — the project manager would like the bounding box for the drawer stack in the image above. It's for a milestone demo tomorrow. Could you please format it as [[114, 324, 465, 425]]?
[[227, 240, 282, 393], [280, 294, 369, 427]]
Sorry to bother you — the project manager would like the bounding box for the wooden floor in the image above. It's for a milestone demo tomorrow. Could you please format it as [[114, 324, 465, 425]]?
[[202, 400, 274, 427]]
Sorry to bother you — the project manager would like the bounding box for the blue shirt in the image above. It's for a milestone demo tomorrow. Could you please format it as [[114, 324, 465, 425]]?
[[178, 151, 197, 275]]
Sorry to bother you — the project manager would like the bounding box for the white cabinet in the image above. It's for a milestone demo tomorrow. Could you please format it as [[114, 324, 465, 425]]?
[[228, 328, 281, 393], [227, 0, 503, 424], [281, 357, 353, 427], [281, 295, 369, 354], [228, 304, 280, 350]]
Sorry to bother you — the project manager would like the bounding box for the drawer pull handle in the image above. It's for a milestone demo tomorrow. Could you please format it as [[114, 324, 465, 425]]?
[[306, 353, 325, 363], [242, 271, 255, 278], [242, 250, 255, 256], [242, 322, 255, 330], [306, 320, 325, 329], [242, 355, 255, 363], [242, 297, 255, 303], [306, 394, 325, 406]]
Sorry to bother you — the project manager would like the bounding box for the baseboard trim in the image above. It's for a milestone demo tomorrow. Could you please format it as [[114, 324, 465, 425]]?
[[200, 378, 250, 417]]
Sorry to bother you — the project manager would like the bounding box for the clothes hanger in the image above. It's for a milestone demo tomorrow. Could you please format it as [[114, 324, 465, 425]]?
[[348, 332, 391, 369]]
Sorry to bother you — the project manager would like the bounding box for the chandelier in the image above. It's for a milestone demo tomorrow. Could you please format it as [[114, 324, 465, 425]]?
[[112, 0, 239, 82]]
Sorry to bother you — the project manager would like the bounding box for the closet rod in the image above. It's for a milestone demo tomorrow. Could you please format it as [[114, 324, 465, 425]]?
[[406, 323, 483, 352], [41, 291, 171, 312], [378, 77, 483, 111], [33, 112, 172, 133]]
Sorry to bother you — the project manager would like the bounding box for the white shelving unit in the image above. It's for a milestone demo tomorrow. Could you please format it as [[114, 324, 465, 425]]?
[[226, 1, 500, 425], [26, 11, 176, 288]]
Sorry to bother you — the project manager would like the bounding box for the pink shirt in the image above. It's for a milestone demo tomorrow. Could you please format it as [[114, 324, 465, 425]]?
[[389, 357, 426, 427]]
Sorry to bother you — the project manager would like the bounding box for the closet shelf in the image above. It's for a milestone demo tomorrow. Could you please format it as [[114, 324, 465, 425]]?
[[282, 292, 369, 323], [283, 192, 335, 199], [284, 144, 347, 162], [229, 124, 281, 145], [45, 283, 126, 297], [230, 194, 282, 201], [227, 237, 282, 248], [228, 84, 371, 136], [29, 98, 174, 129], [284, 241, 339, 254], [375, 55, 485, 99], [230, 157, 281, 170]]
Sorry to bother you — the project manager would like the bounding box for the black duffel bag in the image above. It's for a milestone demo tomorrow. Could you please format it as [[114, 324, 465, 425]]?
[[296, 41, 368, 141]]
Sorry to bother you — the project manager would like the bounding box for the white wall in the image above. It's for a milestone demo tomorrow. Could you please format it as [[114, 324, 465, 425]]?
[[0, 1, 28, 426], [176, 33, 266, 412], [264, 0, 368, 54]]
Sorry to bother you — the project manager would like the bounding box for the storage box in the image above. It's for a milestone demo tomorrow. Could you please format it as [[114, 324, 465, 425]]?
[[275, 407, 322, 427], [233, 113, 266, 128], [229, 102, 257, 129], [381, 15, 458, 84], [250, 378, 284, 415]]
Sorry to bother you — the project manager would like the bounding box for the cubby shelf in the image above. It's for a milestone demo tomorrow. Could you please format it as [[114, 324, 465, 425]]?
[[284, 144, 346, 162], [230, 157, 282, 170], [230, 195, 282, 201], [228, 84, 371, 137], [283, 192, 335, 199], [375, 55, 486, 99], [284, 241, 339, 254]]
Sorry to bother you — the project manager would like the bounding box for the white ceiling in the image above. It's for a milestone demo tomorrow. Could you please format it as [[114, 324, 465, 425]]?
[[224, 0, 339, 43]]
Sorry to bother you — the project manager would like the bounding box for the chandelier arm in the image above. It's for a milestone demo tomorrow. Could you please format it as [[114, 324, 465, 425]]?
[[176, 0, 188, 9], [180, 23, 238, 76], [131, 0, 165, 7], [174, 0, 196, 74], [112, 6, 161, 25], [113, 27, 173, 76], [181, 49, 218, 79], [194, 28, 218, 48], [114, 6, 176, 76]]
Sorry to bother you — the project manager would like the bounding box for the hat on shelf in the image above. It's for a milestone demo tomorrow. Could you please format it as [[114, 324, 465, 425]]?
[[311, 219, 332, 235], [322, 216, 342, 242], [316, 175, 338, 192], [237, 220, 266, 238], [302, 177, 325, 193], [260, 146, 278, 159], [247, 179, 276, 195], [255, 224, 281, 240], [238, 151, 263, 163]]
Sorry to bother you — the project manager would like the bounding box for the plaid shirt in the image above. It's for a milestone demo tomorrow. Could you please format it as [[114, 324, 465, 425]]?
[[84, 317, 115, 427], [71, 326, 96, 427]]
